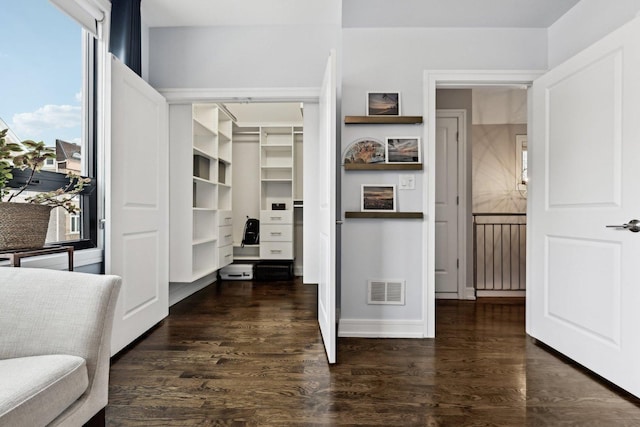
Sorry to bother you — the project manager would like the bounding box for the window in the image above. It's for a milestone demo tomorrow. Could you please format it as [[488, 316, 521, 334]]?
[[0, 1, 100, 249], [516, 135, 528, 190], [70, 214, 81, 234]]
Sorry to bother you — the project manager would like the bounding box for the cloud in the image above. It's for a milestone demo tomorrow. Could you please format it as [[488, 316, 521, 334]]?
[[12, 104, 81, 139]]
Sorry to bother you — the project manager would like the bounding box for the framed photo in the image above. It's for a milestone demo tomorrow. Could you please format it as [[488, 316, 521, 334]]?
[[367, 92, 400, 116], [386, 137, 421, 163], [361, 185, 396, 212], [343, 138, 386, 164]]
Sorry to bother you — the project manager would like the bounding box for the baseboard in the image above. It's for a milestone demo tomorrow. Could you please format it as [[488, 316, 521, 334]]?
[[435, 292, 459, 300], [338, 319, 424, 338], [169, 272, 218, 306], [464, 286, 477, 300], [476, 290, 526, 298]]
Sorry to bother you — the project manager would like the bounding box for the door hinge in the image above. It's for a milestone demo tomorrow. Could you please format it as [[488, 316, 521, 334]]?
[[456, 196, 459, 205], [456, 131, 459, 142], [457, 259, 459, 269]]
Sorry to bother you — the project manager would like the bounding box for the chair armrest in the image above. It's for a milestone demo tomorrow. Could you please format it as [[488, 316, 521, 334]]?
[[0, 268, 121, 383]]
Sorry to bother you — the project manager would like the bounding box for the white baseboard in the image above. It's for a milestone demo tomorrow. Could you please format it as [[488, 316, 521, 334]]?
[[435, 292, 459, 300], [436, 288, 477, 300], [338, 319, 424, 338], [476, 290, 526, 298], [169, 272, 217, 306], [464, 286, 477, 300]]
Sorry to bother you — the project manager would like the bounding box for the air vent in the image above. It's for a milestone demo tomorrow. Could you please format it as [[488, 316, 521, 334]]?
[[367, 280, 405, 305]]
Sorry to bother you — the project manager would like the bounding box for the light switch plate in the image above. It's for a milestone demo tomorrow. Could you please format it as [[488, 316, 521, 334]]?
[[399, 174, 415, 190]]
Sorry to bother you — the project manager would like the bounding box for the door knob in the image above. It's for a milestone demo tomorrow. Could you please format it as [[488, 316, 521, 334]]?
[[606, 219, 640, 232]]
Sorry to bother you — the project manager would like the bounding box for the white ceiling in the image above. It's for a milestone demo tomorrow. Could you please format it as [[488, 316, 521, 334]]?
[[142, 0, 581, 29], [342, 0, 581, 28], [141, 0, 341, 27]]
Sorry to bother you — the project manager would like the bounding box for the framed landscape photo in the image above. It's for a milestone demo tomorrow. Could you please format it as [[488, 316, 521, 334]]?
[[361, 184, 397, 212], [367, 92, 400, 116], [342, 138, 386, 164], [386, 137, 421, 163]]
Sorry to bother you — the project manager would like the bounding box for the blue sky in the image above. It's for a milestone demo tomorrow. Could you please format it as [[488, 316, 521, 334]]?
[[0, 0, 82, 146]]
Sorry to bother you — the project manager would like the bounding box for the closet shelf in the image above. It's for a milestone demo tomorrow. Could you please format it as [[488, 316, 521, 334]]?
[[344, 116, 423, 124], [345, 211, 424, 219], [344, 163, 422, 171]]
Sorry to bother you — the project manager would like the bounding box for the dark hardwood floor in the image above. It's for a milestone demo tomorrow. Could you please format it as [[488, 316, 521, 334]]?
[[107, 279, 640, 426]]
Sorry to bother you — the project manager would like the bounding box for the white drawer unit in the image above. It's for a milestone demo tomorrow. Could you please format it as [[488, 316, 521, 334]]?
[[260, 210, 293, 260], [260, 242, 294, 260], [260, 210, 293, 225], [219, 225, 234, 246], [218, 210, 233, 226], [218, 244, 233, 268], [261, 224, 293, 242]]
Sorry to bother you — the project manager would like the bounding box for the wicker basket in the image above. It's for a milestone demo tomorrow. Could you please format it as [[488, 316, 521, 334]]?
[[0, 202, 53, 251]]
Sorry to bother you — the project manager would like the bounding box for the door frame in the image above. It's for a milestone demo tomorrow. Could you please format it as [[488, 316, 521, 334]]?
[[434, 109, 470, 301], [422, 70, 543, 337]]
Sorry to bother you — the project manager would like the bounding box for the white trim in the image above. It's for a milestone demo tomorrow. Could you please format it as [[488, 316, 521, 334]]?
[[422, 69, 544, 339], [464, 286, 477, 300], [437, 288, 477, 300], [477, 290, 526, 298], [338, 319, 424, 338], [435, 292, 459, 300], [158, 87, 321, 104]]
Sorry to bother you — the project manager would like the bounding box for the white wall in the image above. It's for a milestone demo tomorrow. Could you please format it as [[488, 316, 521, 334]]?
[[548, 0, 640, 67], [148, 25, 340, 89], [339, 27, 547, 336]]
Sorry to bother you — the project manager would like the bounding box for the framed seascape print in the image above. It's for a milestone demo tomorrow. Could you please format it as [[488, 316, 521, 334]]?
[[343, 138, 386, 164], [386, 137, 421, 163], [367, 92, 400, 116], [361, 185, 397, 212]]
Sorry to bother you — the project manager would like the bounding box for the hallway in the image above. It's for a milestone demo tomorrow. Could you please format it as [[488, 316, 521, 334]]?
[[107, 280, 640, 426]]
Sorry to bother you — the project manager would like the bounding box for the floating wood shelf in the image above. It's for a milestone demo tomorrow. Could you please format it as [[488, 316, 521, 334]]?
[[344, 163, 423, 171], [345, 212, 424, 219], [344, 116, 423, 125]]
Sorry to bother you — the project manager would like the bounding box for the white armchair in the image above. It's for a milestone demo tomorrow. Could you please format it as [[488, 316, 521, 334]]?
[[0, 268, 121, 427]]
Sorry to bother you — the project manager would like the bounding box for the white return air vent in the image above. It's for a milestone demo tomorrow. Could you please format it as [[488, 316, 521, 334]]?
[[367, 280, 405, 305]]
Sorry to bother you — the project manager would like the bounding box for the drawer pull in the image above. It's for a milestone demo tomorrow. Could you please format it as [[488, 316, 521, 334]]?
[[225, 254, 232, 258], [270, 232, 282, 236], [270, 216, 282, 220], [271, 249, 282, 254], [225, 234, 232, 238]]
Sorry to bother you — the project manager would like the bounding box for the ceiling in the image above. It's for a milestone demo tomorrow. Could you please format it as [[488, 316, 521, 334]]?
[[142, 0, 581, 29], [342, 0, 581, 28]]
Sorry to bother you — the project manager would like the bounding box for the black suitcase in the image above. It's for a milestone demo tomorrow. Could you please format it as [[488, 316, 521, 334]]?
[[254, 261, 294, 281]]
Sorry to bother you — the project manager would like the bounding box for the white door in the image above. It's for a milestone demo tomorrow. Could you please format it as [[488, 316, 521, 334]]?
[[316, 50, 338, 364], [529, 16, 640, 396], [106, 56, 169, 355], [435, 113, 459, 297]]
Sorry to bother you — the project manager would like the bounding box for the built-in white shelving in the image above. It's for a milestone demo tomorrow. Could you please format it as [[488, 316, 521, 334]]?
[[260, 126, 295, 260], [169, 103, 233, 283]]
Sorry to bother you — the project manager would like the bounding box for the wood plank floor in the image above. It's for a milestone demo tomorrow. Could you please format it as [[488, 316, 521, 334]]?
[[107, 279, 640, 426]]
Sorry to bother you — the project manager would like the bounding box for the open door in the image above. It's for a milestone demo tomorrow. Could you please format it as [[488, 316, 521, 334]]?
[[106, 56, 169, 355], [316, 50, 338, 363], [528, 16, 640, 396]]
